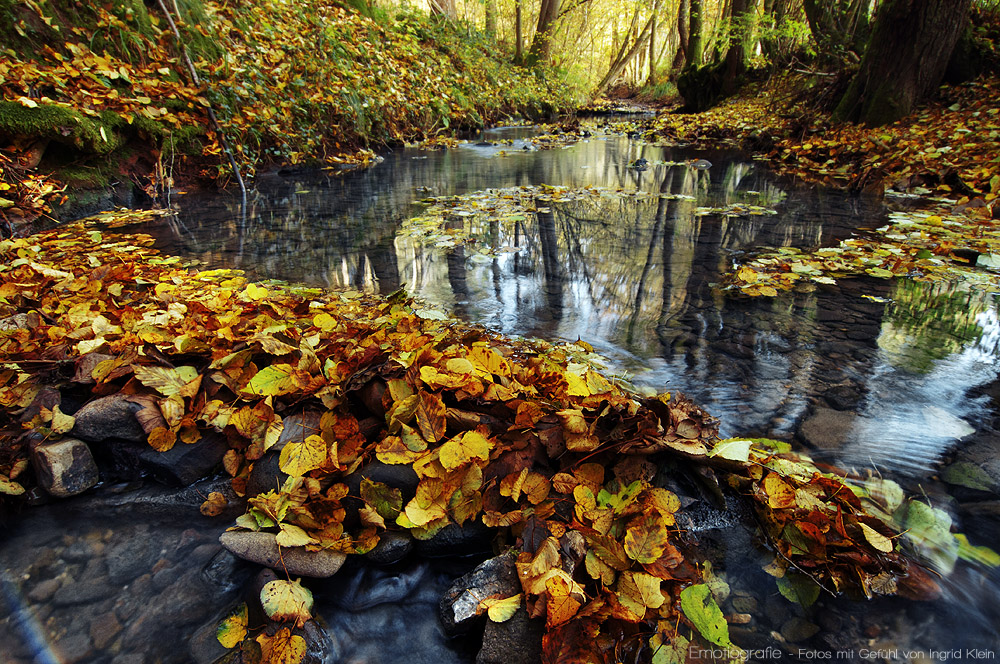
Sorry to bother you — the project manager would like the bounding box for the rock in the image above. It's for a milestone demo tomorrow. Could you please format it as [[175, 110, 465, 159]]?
[[89, 611, 123, 650], [72, 395, 146, 443], [364, 530, 414, 565], [477, 607, 544, 664], [219, 531, 346, 577], [824, 385, 862, 411], [781, 616, 820, 642], [414, 520, 493, 558], [28, 577, 61, 603], [106, 531, 157, 586], [31, 438, 99, 497], [52, 578, 116, 606], [189, 618, 234, 664], [439, 550, 519, 635], [246, 450, 287, 498], [132, 430, 229, 485], [799, 407, 856, 450], [202, 547, 252, 594], [344, 460, 420, 499]]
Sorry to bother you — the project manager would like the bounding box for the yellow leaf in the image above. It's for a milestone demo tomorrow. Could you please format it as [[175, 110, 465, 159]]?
[[860, 522, 894, 553], [479, 594, 522, 622], [245, 364, 298, 396], [133, 365, 197, 397], [624, 514, 671, 564], [216, 603, 248, 649], [445, 357, 475, 374], [257, 627, 306, 664], [260, 579, 313, 628], [415, 390, 447, 442], [276, 523, 315, 547], [313, 312, 337, 331], [50, 404, 75, 435], [279, 434, 328, 476], [200, 491, 228, 517], [763, 473, 796, 509], [244, 283, 270, 300], [439, 430, 492, 470], [147, 426, 176, 452]]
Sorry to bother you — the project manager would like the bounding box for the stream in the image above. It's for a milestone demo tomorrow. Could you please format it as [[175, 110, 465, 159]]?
[[3, 127, 999, 663]]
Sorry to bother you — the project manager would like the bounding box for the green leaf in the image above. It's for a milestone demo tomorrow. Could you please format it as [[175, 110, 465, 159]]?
[[360, 478, 403, 521], [650, 633, 689, 664], [776, 573, 820, 607], [679, 584, 736, 648], [955, 533, 1000, 567], [246, 364, 298, 396]]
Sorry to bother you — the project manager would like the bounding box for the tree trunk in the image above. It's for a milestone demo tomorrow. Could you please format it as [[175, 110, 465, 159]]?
[[673, 0, 690, 71], [721, 0, 748, 95], [485, 0, 497, 35], [527, 0, 562, 65], [689, 0, 704, 66], [594, 7, 658, 96], [429, 0, 457, 19], [647, 14, 657, 85], [515, 0, 524, 63], [833, 0, 971, 126]]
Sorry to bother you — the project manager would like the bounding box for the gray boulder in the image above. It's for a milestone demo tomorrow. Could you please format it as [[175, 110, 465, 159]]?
[[31, 438, 98, 497], [477, 607, 544, 664], [219, 531, 346, 578]]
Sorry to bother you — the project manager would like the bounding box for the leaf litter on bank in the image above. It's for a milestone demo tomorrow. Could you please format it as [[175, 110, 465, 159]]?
[[1, 212, 998, 663]]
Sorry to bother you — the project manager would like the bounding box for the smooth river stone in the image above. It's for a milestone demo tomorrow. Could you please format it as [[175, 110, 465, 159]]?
[[219, 531, 346, 577]]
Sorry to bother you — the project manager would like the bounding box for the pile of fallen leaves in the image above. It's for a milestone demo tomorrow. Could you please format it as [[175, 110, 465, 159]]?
[[647, 73, 1000, 200], [0, 0, 572, 221], [2, 210, 985, 663], [727, 206, 1000, 296]]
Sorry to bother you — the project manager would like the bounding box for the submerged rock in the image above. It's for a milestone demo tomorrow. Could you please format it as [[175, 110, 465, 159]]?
[[477, 607, 544, 664], [219, 531, 346, 578], [31, 437, 98, 497]]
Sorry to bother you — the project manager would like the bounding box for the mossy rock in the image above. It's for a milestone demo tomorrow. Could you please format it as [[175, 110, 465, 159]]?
[[0, 101, 123, 155]]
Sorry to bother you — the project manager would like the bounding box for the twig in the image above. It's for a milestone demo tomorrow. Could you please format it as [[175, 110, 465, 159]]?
[[155, 0, 247, 205]]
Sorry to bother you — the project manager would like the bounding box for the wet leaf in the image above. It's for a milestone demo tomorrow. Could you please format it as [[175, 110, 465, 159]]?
[[776, 573, 820, 607], [257, 627, 306, 664], [679, 584, 735, 649], [216, 603, 248, 649], [708, 438, 751, 462], [860, 522, 894, 553], [260, 579, 313, 628], [200, 491, 228, 517]]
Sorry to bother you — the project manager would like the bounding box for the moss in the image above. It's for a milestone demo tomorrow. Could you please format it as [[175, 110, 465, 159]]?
[[0, 101, 124, 155]]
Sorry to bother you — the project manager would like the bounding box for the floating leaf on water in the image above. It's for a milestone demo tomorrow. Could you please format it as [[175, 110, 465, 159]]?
[[955, 533, 1000, 567], [776, 573, 820, 607], [860, 522, 894, 553]]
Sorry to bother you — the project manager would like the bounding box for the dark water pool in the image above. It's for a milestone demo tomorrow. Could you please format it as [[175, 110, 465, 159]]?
[[3, 128, 999, 663]]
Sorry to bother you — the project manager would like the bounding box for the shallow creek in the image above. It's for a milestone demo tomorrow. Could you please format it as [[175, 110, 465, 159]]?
[[2, 128, 999, 663]]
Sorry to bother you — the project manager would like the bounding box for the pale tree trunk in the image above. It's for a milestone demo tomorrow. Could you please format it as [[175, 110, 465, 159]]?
[[834, 0, 971, 126], [429, 0, 457, 19], [594, 0, 660, 96], [485, 0, 497, 35]]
